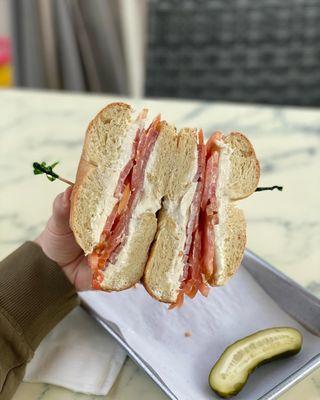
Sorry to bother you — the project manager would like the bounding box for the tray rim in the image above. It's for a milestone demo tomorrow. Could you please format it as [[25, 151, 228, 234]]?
[[81, 249, 320, 400]]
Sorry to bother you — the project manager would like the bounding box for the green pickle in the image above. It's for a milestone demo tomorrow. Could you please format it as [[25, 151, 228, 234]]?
[[209, 327, 302, 398]]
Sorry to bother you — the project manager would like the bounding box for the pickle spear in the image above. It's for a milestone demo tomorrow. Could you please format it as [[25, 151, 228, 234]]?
[[209, 327, 302, 398]]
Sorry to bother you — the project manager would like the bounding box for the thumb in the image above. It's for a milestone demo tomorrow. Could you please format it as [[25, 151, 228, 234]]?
[[48, 186, 73, 234], [36, 186, 82, 266]]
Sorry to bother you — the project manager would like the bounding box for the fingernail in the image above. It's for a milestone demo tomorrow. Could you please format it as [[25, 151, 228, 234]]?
[[63, 187, 71, 205]]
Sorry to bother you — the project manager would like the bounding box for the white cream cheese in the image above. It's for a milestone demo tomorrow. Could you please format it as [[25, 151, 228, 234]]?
[[91, 120, 140, 251], [162, 180, 198, 288]]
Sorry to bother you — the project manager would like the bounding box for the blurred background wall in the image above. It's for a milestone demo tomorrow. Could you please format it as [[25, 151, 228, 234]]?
[[7, 0, 147, 96], [0, 0, 10, 36], [1, 0, 320, 105], [146, 0, 320, 106]]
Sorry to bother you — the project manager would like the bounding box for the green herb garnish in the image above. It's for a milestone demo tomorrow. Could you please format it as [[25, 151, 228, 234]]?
[[33, 161, 73, 185], [255, 186, 283, 192]]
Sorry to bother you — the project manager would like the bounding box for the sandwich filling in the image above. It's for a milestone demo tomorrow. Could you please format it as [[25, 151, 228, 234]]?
[[201, 132, 224, 281], [90, 115, 161, 288], [89, 121, 225, 298], [170, 132, 223, 308]]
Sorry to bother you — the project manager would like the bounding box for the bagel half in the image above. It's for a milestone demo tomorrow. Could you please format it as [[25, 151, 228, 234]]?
[[143, 132, 260, 304]]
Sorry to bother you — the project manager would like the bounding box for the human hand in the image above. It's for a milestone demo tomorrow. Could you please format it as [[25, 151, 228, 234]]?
[[35, 186, 91, 291]]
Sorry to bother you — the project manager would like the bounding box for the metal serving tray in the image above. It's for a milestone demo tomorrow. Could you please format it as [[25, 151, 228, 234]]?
[[83, 250, 320, 400]]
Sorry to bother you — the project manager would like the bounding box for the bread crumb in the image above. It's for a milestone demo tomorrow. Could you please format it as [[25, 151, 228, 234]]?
[[178, 251, 183, 257], [184, 331, 192, 337]]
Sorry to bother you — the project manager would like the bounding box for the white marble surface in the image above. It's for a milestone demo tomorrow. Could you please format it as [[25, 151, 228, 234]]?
[[0, 89, 319, 400]]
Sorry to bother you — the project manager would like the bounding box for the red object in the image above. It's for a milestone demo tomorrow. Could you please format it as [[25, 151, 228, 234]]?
[[0, 37, 11, 65]]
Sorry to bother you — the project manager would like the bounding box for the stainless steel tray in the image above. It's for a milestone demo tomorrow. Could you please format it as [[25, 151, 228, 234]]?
[[83, 250, 320, 400]]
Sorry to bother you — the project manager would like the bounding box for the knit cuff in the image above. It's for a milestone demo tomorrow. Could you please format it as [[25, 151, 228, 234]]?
[[0, 241, 79, 350]]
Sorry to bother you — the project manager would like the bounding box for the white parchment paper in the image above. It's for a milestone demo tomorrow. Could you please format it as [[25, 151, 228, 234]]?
[[80, 267, 320, 400]]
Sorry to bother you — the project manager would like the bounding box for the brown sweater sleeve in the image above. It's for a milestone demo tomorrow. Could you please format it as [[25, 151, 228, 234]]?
[[0, 242, 80, 400]]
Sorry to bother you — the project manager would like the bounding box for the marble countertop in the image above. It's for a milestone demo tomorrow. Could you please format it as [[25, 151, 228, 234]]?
[[0, 89, 319, 400]]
